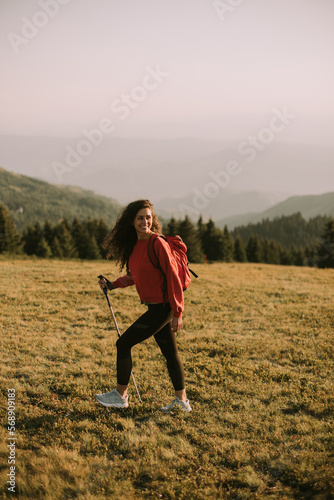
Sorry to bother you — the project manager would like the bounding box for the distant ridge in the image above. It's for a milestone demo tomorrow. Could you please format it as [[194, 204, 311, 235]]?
[[0, 166, 122, 231], [1, 165, 333, 234], [1, 135, 333, 201], [216, 192, 334, 229], [155, 190, 289, 221]]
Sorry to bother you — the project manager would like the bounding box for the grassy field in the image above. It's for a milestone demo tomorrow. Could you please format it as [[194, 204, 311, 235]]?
[[0, 258, 333, 499]]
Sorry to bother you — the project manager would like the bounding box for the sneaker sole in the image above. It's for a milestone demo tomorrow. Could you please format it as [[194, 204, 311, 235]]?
[[96, 395, 128, 409], [160, 406, 192, 413], [160, 408, 171, 413]]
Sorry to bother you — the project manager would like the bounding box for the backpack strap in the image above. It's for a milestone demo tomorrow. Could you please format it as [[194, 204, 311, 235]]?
[[148, 234, 166, 268], [148, 234, 168, 306]]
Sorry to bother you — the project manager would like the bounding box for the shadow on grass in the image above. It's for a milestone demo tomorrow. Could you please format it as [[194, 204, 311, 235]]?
[[50, 400, 163, 424], [259, 463, 333, 500], [281, 403, 332, 420], [19, 413, 58, 446]]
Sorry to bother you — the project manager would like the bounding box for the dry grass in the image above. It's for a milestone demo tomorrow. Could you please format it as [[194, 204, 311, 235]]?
[[0, 258, 333, 499]]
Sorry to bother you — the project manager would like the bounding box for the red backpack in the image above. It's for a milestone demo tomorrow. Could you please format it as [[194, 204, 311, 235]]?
[[148, 234, 198, 303]]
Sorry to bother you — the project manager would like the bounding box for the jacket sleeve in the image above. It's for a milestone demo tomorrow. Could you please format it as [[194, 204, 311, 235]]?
[[154, 237, 184, 318], [112, 273, 135, 289]]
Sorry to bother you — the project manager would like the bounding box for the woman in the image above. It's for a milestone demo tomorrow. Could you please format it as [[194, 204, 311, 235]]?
[[96, 199, 192, 413]]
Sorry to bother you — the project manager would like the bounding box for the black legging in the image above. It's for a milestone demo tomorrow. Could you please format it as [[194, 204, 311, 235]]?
[[116, 303, 185, 391]]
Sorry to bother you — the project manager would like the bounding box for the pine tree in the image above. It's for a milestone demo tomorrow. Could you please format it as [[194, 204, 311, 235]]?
[[280, 247, 293, 266], [23, 222, 43, 256], [77, 228, 101, 259], [55, 222, 78, 258], [84, 217, 97, 239], [177, 216, 204, 263], [71, 217, 83, 251], [35, 237, 52, 258], [316, 219, 334, 268], [59, 217, 71, 232], [221, 225, 234, 262], [270, 240, 282, 265], [234, 235, 247, 262], [0, 202, 21, 253], [165, 217, 179, 236], [290, 245, 305, 266], [246, 235, 263, 263], [202, 219, 224, 261], [262, 239, 281, 265], [197, 216, 206, 238], [304, 244, 316, 267], [50, 236, 63, 258], [95, 218, 110, 258], [43, 219, 54, 247]]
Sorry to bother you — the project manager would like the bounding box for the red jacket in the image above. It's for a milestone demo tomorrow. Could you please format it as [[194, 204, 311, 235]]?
[[112, 235, 184, 317]]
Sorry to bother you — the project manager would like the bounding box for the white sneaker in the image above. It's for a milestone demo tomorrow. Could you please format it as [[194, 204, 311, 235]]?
[[96, 389, 129, 408], [161, 397, 192, 413]]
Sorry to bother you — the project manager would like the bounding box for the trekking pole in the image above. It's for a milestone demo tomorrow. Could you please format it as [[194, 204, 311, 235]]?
[[98, 275, 142, 403]]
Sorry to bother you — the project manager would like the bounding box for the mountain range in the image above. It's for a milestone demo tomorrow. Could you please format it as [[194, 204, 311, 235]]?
[[215, 192, 334, 229], [1, 166, 333, 234], [0, 135, 333, 204], [154, 190, 289, 222]]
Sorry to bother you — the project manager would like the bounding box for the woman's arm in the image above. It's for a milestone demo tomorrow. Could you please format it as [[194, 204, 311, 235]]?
[[154, 238, 184, 322], [98, 273, 135, 291]]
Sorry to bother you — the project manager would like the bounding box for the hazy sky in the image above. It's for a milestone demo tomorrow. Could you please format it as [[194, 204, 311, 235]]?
[[1, 0, 334, 143]]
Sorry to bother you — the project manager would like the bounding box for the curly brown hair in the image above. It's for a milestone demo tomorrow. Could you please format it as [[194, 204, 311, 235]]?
[[102, 199, 161, 271]]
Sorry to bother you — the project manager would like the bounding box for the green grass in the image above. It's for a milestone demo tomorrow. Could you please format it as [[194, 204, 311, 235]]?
[[0, 259, 333, 499]]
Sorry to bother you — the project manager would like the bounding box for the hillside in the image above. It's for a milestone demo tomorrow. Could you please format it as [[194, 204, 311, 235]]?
[[216, 191, 334, 229], [0, 167, 122, 231]]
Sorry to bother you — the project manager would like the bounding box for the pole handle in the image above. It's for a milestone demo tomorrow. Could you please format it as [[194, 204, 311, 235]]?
[[98, 275, 108, 296]]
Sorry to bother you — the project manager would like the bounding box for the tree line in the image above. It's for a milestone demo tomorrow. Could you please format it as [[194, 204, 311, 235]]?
[[0, 202, 333, 268], [163, 216, 326, 267], [230, 212, 331, 249]]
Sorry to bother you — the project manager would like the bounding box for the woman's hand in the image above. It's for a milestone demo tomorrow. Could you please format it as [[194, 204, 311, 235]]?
[[172, 316, 183, 333], [98, 276, 108, 291], [98, 275, 114, 291]]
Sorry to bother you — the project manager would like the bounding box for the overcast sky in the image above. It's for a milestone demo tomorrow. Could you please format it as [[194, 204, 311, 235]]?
[[1, 0, 334, 144]]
